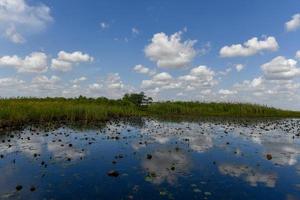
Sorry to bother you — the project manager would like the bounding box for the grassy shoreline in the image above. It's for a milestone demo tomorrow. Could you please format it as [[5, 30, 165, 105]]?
[[0, 97, 300, 128]]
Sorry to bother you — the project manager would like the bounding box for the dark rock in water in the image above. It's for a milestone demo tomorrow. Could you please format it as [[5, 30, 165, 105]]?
[[266, 154, 272, 160], [16, 185, 23, 191], [170, 166, 175, 171], [69, 144, 73, 147], [0, 154, 3, 158], [30, 186, 36, 192], [146, 154, 152, 160], [107, 170, 119, 177], [116, 154, 124, 159]]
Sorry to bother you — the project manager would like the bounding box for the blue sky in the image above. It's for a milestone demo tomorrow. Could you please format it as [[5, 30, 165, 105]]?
[[0, 0, 300, 110]]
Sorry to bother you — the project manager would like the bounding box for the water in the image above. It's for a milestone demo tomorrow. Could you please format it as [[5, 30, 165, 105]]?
[[0, 118, 300, 200]]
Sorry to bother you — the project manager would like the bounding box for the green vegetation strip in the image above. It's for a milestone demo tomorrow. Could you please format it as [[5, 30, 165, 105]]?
[[0, 95, 300, 128]]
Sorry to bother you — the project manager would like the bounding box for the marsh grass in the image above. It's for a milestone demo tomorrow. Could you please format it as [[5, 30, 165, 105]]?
[[0, 97, 299, 128]]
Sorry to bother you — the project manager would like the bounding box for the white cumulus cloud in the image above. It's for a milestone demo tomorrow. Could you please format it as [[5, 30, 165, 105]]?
[[0, 52, 48, 73], [285, 13, 300, 32], [219, 89, 237, 95], [153, 72, 172, 82], [133, 64, 155, 75], [141, 65, 217, 96], [30, 75, 61, 92], [261, 56, 300, 80], [296, 50, 300, 60], [51, 51, 93, 72], [0, 0, 53, 43], [4, 25, 25, 43], [71, 76, 87, 84], [145, 31, 197, 69], [0, 77, 25, 87], [235, 64, 245, 72], [220, 36, 278, 57]]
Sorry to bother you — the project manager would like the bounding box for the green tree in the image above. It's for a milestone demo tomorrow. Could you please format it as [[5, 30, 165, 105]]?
[[122, 92, 153, 106]]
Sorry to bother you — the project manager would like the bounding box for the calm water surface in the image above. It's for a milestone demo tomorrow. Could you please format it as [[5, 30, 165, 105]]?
[[0, 118, 300, 200]]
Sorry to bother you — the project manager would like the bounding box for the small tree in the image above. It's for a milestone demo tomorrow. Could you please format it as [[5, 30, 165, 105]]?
[[122, 92, 153, 106]]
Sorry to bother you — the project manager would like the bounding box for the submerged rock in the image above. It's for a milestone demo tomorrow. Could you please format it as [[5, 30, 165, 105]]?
[[107, 170, 119, 177], [30, 186, 36, 192], [266, 154, 272, 160], [15, 185, 22, 191], [146, 154, 152, 160]]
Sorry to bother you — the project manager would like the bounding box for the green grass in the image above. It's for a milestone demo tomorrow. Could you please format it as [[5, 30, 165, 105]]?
[[0, 97, 299, 128]]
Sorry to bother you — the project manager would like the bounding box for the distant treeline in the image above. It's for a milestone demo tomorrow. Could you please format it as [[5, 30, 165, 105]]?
[[0, 93, 299, 128]]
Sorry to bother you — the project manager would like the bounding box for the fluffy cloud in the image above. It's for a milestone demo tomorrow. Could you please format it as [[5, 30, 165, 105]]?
[[250, 77, 264, 88], [144, 31, 197, 69], [0, 0, 53, 43], [30, 75, 61, 92], [220, 36, 278, 57], [285, 13, 300, 32], [190, 66, 213, 76], [261, 56, 300, 80], [133, 64, 155, 75], [141, 65, 217, 97], [56, 51, 93, 63], [153, 72, 172, 82], [227, 75, 300, 110], [0, 77, 24, 87], [51, 51, 93, 72], [233, 77, 265, 96], [84, 73, 134, 99], [218, 89, 237, 95], [235, 64, 244, 72], [0, 77, 27, 97], [32, 75, 60, 85], [141, 72, 173, 89], [4, 25, 25, 44], [187, 66, 216, 89], [106, 73, 124, 89], [71, 76, 87, 84], [0, 52, 48, 73], [51, 59, 72, 72], [88, 83, 102, 91], [296, 51, 300, 60]]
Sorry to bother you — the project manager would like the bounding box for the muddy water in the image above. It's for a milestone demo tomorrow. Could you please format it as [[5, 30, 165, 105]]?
[[0, 118, 300, 200]]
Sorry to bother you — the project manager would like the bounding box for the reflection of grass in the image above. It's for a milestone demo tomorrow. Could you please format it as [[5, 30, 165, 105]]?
[[0, 98, 299, 127]]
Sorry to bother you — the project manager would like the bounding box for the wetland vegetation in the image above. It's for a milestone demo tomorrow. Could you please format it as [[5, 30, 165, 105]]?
[[1, 93, 300, 128]]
